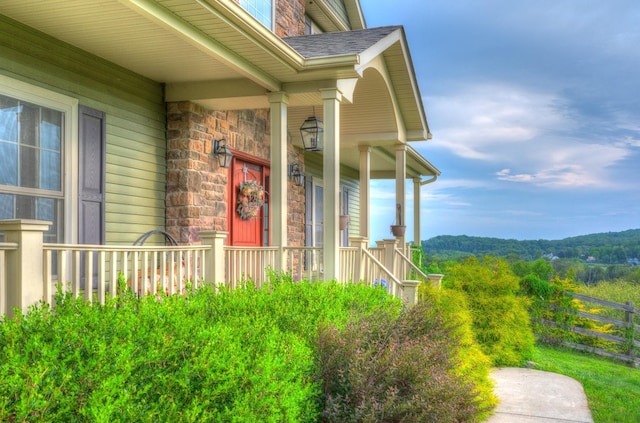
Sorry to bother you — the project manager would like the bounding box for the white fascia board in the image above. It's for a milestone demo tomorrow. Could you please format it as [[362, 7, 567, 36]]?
[[344, 0, 366, 30], [356, 28, 403, 70]]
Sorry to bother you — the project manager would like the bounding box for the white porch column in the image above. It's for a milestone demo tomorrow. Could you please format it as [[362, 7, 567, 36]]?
[[413, 177, 421, 247], [267, 92, 289, 269], [321, 88, 342, 281], [395, 144, 407, 246], [359, 145, 371, 238]]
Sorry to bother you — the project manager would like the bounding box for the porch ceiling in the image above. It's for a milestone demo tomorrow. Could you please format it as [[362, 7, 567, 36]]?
[[1, 0, 435, 175]]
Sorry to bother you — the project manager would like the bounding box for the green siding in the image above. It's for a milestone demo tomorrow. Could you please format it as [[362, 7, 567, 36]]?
[[0, 14, 166, 244], [326, 0, 350, 30]]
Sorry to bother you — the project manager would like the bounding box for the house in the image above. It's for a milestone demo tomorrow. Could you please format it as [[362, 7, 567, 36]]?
[[0, 0, 440, 313]]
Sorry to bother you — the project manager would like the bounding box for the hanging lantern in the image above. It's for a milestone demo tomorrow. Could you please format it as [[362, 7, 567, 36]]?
[[300, 115, 323, 152], [213, 139, 233, 168]]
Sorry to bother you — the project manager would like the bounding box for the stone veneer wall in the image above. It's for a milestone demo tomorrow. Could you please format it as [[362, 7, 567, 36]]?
[[166, 101, 305, 247], [275, 0, 306, 37]]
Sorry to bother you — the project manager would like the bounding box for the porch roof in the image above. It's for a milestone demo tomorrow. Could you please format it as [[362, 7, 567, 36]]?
[[0, 0, 437, 176]]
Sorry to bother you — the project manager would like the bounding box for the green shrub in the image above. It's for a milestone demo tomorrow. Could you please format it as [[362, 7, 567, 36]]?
[[0, 277, 404, 422], [317, 299, 485, 422], [420, 285, 497, 420], [1, 276, 493, 422], [444, 256, 535, 366], [1, 285, 318, 422]]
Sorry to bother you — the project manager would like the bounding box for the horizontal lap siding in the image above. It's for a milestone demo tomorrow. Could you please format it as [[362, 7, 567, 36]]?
[[0, 15, 166, 245], [304, 154, 361, 240]]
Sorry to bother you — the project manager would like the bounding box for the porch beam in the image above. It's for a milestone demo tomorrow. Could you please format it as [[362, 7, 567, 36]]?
[[395, 144, 407, 246], [321, 88, 343, 281], [359, 145, 371, 238], [268, 92, 289, 269]]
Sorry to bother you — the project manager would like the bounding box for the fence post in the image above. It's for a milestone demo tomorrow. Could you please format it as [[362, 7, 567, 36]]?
[[349, 236, 368, 282], [626, 301, 635, 357], [376, 238, 397, 276], [401, 280, 419, 306], [427, 273, 444, 289], [199, 231, 227, 286], [0, 219, 50, 317]]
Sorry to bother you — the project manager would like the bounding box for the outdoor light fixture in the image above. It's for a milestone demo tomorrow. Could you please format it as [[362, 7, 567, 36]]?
[[299, 114, 323, 152], [213, 139, 233, 168], [288, 163, 305, 187]]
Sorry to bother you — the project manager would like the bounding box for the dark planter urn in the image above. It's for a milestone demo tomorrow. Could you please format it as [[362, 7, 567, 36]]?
[[390, 225, 406, 237]]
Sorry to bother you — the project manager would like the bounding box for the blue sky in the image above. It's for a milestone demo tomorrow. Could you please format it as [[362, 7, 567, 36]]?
[[362, 0, 640, 242]]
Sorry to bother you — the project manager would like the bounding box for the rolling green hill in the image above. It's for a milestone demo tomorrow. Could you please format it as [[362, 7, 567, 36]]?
[[421, 229, 640, 263]]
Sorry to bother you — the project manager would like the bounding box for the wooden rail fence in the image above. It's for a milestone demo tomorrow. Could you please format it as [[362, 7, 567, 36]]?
[[539, 291, 640, 367]]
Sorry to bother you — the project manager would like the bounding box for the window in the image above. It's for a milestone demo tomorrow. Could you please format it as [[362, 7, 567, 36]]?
[[240, 0, 273, 30], [304, 15, 323, 35], [0, 76, 77, 243]]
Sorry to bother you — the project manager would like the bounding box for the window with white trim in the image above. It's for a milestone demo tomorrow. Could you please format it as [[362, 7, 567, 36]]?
[[240, 0, 273, 30], [0, 77, 76, 243], [304, 15, 323, 35]]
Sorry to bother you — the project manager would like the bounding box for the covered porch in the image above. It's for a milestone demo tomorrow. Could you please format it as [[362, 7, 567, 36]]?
[[0, 1, 442, 306]]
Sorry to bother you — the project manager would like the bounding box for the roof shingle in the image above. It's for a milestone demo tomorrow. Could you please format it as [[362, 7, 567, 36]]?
[[283, 26, 401, 59]]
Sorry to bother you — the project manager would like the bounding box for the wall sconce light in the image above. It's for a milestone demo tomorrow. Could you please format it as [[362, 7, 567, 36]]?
[[300, 114, 323, 152], [213, 139, 233, 168], [288, 163, 305, 187]]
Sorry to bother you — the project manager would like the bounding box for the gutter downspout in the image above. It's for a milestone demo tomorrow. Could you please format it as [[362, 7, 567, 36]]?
[[413, 174, 439, 249]]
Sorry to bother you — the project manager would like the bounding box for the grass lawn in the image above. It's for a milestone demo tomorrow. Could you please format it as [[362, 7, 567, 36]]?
[[532, 344, 640, 423]]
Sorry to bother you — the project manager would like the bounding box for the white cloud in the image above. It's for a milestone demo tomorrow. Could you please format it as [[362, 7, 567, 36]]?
[[425, 83, 571, 160], [496, 140, 632, 189], [423, 82, 636, 190], [496, 169, 534, 183]]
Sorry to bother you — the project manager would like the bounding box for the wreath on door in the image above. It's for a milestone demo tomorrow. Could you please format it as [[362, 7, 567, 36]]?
[[237, 180, 266, 219]]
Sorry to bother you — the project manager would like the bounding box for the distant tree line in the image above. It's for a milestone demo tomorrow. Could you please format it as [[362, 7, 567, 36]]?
[[421, 229, 640, 264], [420, 229, 640, 285]]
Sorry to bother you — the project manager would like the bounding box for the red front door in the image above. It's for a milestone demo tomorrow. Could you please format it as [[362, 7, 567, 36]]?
[[229, 158, 270, 246]]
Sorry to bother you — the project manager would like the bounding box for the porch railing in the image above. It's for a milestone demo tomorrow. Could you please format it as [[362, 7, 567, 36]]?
[[43, 244, 208, 304], [285, 246, 323, 282], [0, 241, 18, 316], [1, 220, 440, 318]]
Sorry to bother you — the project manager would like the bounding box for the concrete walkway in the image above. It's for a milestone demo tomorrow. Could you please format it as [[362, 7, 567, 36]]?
[[486, 368, 593, 423]]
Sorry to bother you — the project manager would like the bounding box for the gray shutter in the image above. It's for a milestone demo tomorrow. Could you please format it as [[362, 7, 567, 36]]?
[[78, 106, 106, 289], [78, 106, 106, 246]]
